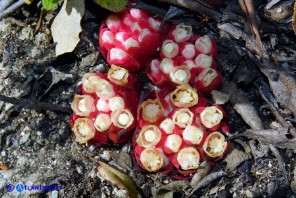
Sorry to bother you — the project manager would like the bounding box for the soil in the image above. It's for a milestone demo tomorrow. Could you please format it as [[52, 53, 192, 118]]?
[[0, 0, 296, 198]]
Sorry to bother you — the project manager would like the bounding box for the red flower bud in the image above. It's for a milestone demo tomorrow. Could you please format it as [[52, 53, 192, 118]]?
[[163, 134, 183, 154], [180, 42, 196, 59]]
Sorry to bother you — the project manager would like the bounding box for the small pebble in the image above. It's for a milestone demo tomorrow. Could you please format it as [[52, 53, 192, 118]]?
[[1, 151, 6, 157]]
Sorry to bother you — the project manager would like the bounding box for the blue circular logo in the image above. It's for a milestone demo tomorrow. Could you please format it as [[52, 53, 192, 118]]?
[[6, 184, 14, 192], [15, 184, 24, 192]]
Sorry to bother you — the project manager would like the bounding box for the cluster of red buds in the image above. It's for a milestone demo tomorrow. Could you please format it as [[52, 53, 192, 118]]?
[[146, 24, 222, 94], [133, 85, 229, 177], [99, 8, 169, 72], [69, 65, 139, 145]]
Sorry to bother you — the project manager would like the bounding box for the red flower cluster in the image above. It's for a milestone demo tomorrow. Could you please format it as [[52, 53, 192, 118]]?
[[133, 84, 229, 177], [70, 65, 139, 144], [147, 24, 221, 94], [99, 8, 169, 72], [70, 8, 230, 178]]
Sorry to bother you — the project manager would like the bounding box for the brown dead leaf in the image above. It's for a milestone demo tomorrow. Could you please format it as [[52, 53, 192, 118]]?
[[259, 64, 296, 118], [51, 0, 85, 56], [97, 161, 138, 198], [0, 164, 9, 171], [221, 81, 264, 130], [243, 127, 296, 150], [224, 149, 251, 172], [191, 161, 211, 187]]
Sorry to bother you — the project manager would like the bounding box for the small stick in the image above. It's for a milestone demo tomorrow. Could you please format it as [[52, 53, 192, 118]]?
[[0, 94, 71, 113], [0, 0, 25, 20], [190, 170, 227, 195]]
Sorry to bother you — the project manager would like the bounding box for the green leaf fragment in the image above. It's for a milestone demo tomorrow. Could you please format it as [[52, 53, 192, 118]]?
[[95, 0, 127, 12], [42, 0, 59, 10], [97, 161, 138, 198]]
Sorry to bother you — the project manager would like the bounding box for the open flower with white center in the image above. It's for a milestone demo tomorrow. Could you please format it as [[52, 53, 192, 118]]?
[[164, 134, 182, 154], [172, 108, 194, 128], [72, 118, 96, 144], [176, 147, 200, 170], [136, 125, 162, 148], [195, 36, 213, 55], [169, 23, 192, 43], [107, 65, 129, 86], [200, 106, 223, 128], [111, 109, 134, 129], [182, 125, 204, 145], [169, 66, 191, 85], [160, 118, 175, 134], [194, 68, 222, 94], [170, 84, 198, 108], [197, 68, 218, 86], [139, 148, 164, 172], [203, 132, 228, 158], [71, 95, 95, 117], [94, 113, 112, 132], [108, 96, 125, 112], [81, 73, 102, 94], [95, 79, 115, 100], [141, 98, 164, 123], [161, 40, 179, 58]]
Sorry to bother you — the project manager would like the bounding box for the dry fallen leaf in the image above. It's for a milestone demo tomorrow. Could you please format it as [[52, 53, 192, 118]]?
[[51, 0, 85, 56], [97, 161, 138, 198], [191, 161, 211, 187], [0, 164, 9, 171], [243, 127, 296, 150], [224, 149, 251, 172]]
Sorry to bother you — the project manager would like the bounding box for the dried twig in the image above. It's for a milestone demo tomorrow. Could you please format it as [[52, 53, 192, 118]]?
[[190, 170, 227, 195], [0, 0, 25, 20], [237, 0, 264, 57], [0, 0, 14, 10], [0, 94, 71, 113], [158, 0, 222, 20]]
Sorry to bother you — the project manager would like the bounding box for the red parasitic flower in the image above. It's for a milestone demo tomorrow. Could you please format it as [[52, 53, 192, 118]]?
[[72, 118, 96, 144], [99, 8, 168, 72], [194, 68, 222, 94], [70, 67, 139, 145], [169, 23, 192, 43], [203, 132, 229, 159], [71, 95, 95, 117], [160, 40, 180, 59]]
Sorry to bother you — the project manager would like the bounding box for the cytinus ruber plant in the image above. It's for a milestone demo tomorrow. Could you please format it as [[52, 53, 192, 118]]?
[[133, 84, 230, 177], [70, 65, 139, 145], [69, 7, 231, 180], [147, 24, 222, 94], [99, 8, 169, 72]]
